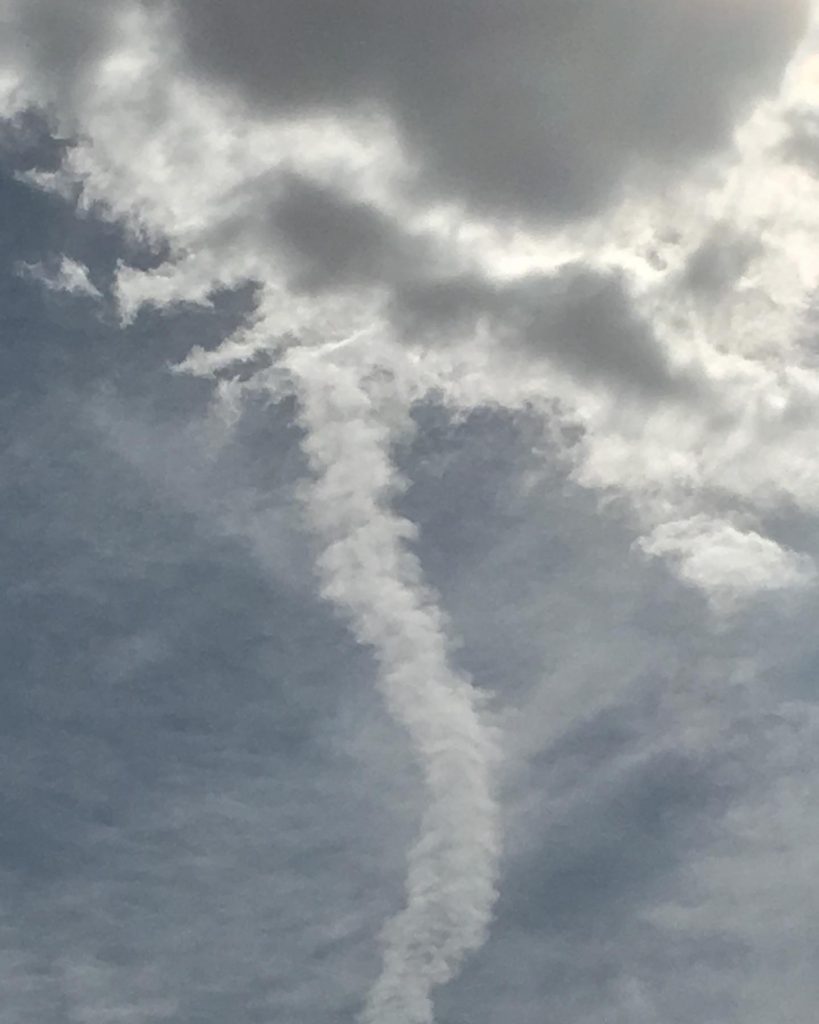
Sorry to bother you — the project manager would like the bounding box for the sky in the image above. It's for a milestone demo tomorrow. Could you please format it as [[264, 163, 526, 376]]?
[[3, 2, 819, 1022]]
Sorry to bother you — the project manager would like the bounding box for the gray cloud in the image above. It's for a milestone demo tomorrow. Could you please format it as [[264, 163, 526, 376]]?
[[233, 171, 692, 402], [681, 228, 760, 298], [781, 107, 819, 172], [171, 0, 807, 219], [2, 0, 124, 108], [395, 263, 698, 399], [270, 173, 427, 293]]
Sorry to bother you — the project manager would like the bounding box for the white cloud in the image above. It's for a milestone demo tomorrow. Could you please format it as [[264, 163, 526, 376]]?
[[18, 254, 101, 298], [638, 516, 816, 612], [284, 342, 500, 1024]]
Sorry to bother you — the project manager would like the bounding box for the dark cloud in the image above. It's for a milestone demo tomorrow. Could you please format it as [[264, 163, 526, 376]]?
[[2, 0, 124, 107], [505, 267, 693, 396], [260, 174, 687, 400], [270, 173, 427, 293], [395, 263, 698, 399], [0, 108, 66, 172], [682, 229, 759, 298], [172, 0, 807, 219], [781, 108, 819, 174]]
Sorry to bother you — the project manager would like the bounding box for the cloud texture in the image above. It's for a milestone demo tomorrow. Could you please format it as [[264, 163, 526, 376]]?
[[4, 2, 819, 1022]]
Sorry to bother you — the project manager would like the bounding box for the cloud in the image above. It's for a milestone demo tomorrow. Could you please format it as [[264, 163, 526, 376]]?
[[680, 228, 761, 299], [5, 4, 819, 1023], [10, 2, 813, 605], [18, 254, 101, 297], [394, 263, 700, 401], [285, 344, 500, 1024], [637, 516, 817, 612], [170, 0, 808, 219], [270, 172, 429, 294]]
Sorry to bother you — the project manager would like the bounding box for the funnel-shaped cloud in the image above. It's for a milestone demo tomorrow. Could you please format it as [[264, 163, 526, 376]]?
[[285, 345, 500, 1023]]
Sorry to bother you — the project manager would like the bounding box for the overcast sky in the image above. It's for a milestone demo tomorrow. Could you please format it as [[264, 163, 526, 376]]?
[[3, 3, 819, 1022]]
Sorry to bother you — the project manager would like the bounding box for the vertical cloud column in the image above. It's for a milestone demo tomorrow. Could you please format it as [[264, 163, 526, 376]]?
[[285, 346, 500, 1024]]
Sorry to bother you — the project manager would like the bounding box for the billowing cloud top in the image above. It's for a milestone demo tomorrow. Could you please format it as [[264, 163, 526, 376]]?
[[4, 2, 819, 1023]]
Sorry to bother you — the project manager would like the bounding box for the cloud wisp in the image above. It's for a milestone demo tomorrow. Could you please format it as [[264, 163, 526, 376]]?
[[284, 341, 500, 1024], [18, 254, 100, 298]]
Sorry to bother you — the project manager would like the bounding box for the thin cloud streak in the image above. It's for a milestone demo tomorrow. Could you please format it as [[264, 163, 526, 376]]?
[[285, 343, 500, 1024]]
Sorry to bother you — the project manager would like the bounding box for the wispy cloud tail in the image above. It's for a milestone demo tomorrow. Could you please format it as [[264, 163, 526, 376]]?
[[286, 347, 500, 1024]]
